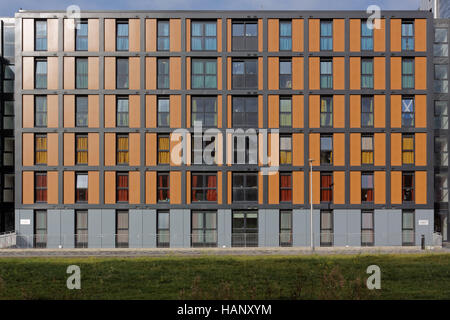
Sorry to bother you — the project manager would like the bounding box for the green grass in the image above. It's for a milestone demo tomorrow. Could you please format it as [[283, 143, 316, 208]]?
[[0, 253, 450, 299]]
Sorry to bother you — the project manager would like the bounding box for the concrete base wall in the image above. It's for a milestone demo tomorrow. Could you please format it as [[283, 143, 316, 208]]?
[[14, 208, 436, 248]]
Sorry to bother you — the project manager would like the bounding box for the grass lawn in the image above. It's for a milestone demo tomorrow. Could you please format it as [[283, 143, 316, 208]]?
[[0, 253, 450, 299]]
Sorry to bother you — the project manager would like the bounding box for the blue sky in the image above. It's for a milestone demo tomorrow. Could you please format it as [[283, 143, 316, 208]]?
[[0, 0, 422, 17]]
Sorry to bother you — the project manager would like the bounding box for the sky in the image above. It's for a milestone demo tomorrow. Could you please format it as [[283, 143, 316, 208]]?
[[0, 0, 422, 17]]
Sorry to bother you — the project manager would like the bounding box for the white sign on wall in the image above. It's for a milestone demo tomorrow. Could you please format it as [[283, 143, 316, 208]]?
[[418, 220, 429, 226], [20, 219, 31, 225]]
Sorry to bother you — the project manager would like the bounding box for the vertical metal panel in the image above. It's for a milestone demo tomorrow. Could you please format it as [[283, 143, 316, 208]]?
[[142, 209, 156, 247], [217, 209, 231, 247], [47, 209, 61, 248], [101, 209, 116, 248], [170, 209, 190, 248], [129, 209, 143, 248], [88, 209, 102, 247], [61, 210, 75, 248]]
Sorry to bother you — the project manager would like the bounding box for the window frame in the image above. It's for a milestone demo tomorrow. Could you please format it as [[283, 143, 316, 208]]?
[[279, 59, 292, 89], [320, 58, 333, 89], [361, 172, 374, 203], [232, 172, 258, 202], [116, 134, 129, 165], [401, 96, 415, 127], [116, 172, 129, 203], [35, 172, 47, 203], [402, 172, 415, 202], [401, 58, 414, 89], [231, 20, 258, 51], [361, 134, 374, 165], [116, 20, 129, 51], [116, 96, 129, 127], [320, 20, 333, 51], [361, 96, 374, 128], [75, 210, 88, 248], [35, 20, 47, 51], [34, 96, 47, 128], [191, 172, 218, 202], [75, 20, 88, 51], [361, 210, 374, 246], [157, 20, 170, 51], [232, 96, 258, 128], [157, 97, 170, 128], [401, 20, 414, 51], [232, 210, 258, 247], [320, 210, 333, 247], [320, 96, 333, 128], [157, 58, 170, 89], [320, 135, 333, 165], [361, 20, 374, 51], [75, 134, 88, 165], [434, 100, 448, 129], [279, 210, 293, 247], [191, 96, 218, 128], [35, 58, 47, 89], [75, 172, 88, 203], [402, 210, 415, 246], [116, 58, 129, 89], [157, 172, 170, 202], [75, 96, 88, 127], [361, 58, 374, 89], [34, 210, 47, 248], [157, 210, 170, 247], [231, 59, 258, 89], [320, 172, 333, 203], [35, 134, 47, 165], [158, 134, 170, 165], [116, 210, 129, 248], [191, 210, 218, 247], [280, 172, 292, 203], [279, 97, 292, 127], [280, 135, 292, 165], [191, 59, 217, 89], [279, 20, 292, 51], [75, 57, 89, 89], [402, 134, 415, 165], [191, 20, 217, 51]]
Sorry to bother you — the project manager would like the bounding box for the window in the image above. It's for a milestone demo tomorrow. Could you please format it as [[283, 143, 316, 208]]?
[[116, 21, 129, 51], [157, 20, 170, 51], [157, 211, 170, 247], [320, 59, 332, 89], [320, 173, 333, 202], [402, 134, 414, 165], [158, 135, 170, 164], [232, 211, 258, 247], [192, 135, 216, 165], [35, 20, 47, 51], [116, 210, 129, 248], [402, 172, 414, 202], [76, 134, 88, 165], [361, 20, 373, 51], [2, 26, 15, 57], [76, 173, 88, 202], [280, 136, 292, 165], [402, 58, 414, 89], [3, 137, 14, 166], [361, 211, 374, 246], [75, 20, 88, 51], [434, 64, 448, 93], [76, 58, 88, 89], [117, 134, 129, 165], [435, 136, 449, 167], [191, 173, 217, 202], [192, 211, 217, 247], [232, 21, 257, 51], [232, 59, 257, 89], [233, 134, 257, 165], [76, 96, 88, 127], [3, 174, 13, 202], [361, 173, 374, 202], [320, 210, 333, 247], [191, 21, 217, 51], [35, 134, 47, 165], [320, 96, 332, 127], [232, 172, 258, 202], [320, 20, 332, 51], [280, 210, 292, 247], [361, 96, 374, 127], [320, 135, 332, 165], [157, 58, 169, 89], [435, 101, 448, 129], [280, 173, 292, 202], [75, 210, 88, 248], [3, 64, 14, 93], [434, 28, 448, 57], [232, 96, 258, 127], [35, 96, 47, 127], [191, 96, 217, 127], [279, 59, 292, 89], [279, 97, 292, 127], [158, 97, 170, 127], [435, 173, 448, 202], [35, 59, 47, 89], [3, 101, 14, 130], [361, 135, 374, 165], [34, 210, 47, 248], [279, 21, 292, 51], [116, 58, 129, 89], [402, 210, 415, 246], [157, 173, 170, 202], [361, 59, 374, 89], [35, 173, 47, 203], [401, 21, 414, 51], [401, 97, 414, 127], [192, 59, 217, 89], [116, 173, 129, 203], [117, 97, 129, 127]]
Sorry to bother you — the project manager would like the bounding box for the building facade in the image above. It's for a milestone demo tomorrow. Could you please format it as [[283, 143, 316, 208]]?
[[14, 10, 435, 248], [421, 0, 450, 18], [0, 18, 15, 233]]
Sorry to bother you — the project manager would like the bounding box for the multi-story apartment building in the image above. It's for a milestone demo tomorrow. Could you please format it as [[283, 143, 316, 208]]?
[[13, 10, 435, 248], [0, 18, 15, 233]]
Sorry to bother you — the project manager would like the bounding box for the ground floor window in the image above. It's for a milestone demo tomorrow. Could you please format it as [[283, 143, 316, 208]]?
[[191, 211, 217, 247], [232, 211, 258, 247], [361, 210, 374, 246], [320, 210, 333, 247], [34, 210, 47, 248], [402, 210, 415, 246], [280, 210, 292, 247], [116, 210, 129, 248], [157, 211, 170, 248], [75, 210, 88, 248]]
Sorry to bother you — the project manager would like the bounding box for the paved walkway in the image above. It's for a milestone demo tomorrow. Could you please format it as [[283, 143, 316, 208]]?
[[0, 246, 449, 257]]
